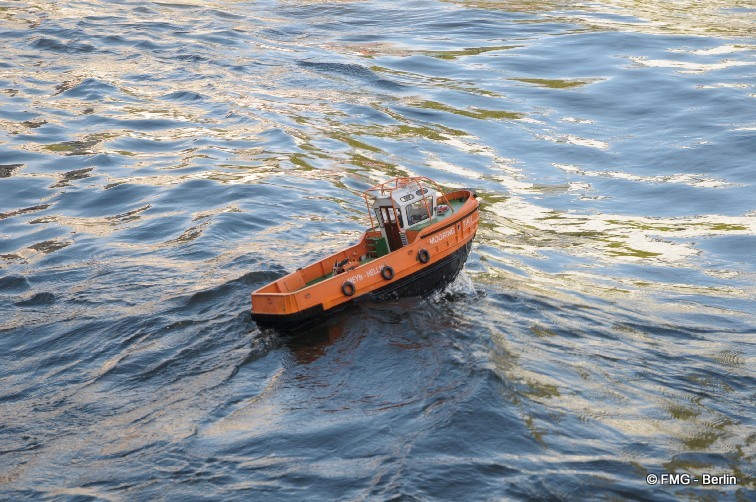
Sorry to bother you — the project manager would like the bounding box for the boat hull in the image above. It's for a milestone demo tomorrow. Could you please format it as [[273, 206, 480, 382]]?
[[251, 239, 473, 329], [369, 238, 472, 301], [251, 184, 479, 331]]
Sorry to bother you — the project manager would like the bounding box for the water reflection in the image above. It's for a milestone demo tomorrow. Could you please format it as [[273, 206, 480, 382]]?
[[445, 0, 756, 36], [282, 314, 352, 365], [1, 0, 754, 498]]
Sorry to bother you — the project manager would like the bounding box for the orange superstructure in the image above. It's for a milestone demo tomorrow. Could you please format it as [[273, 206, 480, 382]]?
[[251, 177, 479, 329]]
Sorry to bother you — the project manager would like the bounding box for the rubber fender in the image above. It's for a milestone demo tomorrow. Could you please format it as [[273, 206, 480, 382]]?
[[381, 266, 394, 280], [342, 281, 356, 296]]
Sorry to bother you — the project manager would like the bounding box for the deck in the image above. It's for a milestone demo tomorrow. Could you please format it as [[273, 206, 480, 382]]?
[[301, 197, 468, 289]]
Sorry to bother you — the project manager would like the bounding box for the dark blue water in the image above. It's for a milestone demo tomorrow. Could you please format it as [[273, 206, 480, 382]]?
[[1, 0, 754, 499]]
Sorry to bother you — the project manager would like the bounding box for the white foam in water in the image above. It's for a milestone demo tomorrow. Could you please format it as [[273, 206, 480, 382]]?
[[431, 270, 477, 302]]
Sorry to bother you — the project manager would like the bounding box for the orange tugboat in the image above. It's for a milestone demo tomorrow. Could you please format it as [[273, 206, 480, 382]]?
[[251, 177, 479, 329]]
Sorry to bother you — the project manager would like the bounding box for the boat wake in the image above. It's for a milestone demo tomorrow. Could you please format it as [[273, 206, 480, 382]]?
[[431, 269, 477, 302]]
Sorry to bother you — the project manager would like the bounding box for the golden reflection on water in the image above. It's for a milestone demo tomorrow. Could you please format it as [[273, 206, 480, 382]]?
[[470, 171, 756, 308], [445, 0, 756, 37]]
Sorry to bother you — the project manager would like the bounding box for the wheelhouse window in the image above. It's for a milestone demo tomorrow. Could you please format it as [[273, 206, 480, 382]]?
[[374, 207, 383, 227], [406, 199, 432, 226]]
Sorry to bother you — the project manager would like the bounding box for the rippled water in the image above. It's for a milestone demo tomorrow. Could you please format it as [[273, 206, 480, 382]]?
[[1, 0, 754, 499]]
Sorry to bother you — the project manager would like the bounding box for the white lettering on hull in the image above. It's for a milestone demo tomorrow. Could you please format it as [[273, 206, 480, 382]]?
[[346, 273, 364, 284], [429, 227, 455, 244], [348, 265, 382, 284], [365, 265, 382, 278]]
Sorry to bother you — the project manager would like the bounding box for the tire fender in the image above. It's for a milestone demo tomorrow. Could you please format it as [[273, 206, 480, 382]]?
[[342, 281, 356, 296], [381, 266, 394, 280]]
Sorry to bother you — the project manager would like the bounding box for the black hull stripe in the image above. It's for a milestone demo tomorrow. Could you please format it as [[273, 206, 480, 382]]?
[[369, 240, 470, 299], [252, 239, 473, 330]]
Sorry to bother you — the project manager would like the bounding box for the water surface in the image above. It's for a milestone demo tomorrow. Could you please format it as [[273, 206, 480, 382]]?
[[1, 0, 754, 499]]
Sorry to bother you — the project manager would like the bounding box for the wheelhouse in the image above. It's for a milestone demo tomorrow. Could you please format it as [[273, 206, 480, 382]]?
[[364, 177, 454, 252]]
